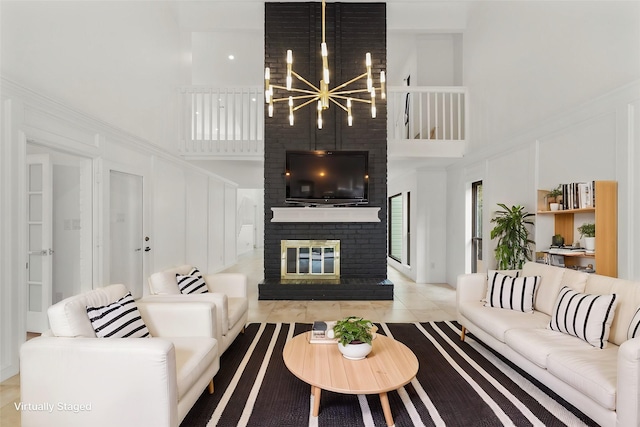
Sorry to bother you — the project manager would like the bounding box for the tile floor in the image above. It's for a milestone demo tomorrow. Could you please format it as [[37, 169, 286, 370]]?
[[0, 249, 457, 426]]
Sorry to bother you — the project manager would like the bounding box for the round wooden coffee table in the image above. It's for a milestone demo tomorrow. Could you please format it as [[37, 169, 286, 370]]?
[[283, 331, 419, 427]]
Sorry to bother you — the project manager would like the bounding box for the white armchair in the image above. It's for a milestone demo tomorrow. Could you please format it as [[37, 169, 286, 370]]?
[[20, 284, 220, 427], [145, 265, 249, 354]]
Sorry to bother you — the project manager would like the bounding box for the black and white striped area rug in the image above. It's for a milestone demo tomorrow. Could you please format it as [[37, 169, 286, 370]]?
[[180, 322, 597, 427]]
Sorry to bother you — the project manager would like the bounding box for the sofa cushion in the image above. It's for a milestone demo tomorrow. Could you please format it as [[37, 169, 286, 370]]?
[[86, 292, 150, 338], [505, 328, 595, 368], [484, 272, 539, 313], [227, 297, 249, 333], [148, 265, 193, 295], [628, 307, 640, 339], [48, 284, 129, 337], [177, 267, 209, 295], [548, 286, 617, 349], [586, 274, 640, 346], [547, 346, 618, 410], [172, 337, 218, 400], [522, 262, 573, 316], [459, 299, 550, 343]]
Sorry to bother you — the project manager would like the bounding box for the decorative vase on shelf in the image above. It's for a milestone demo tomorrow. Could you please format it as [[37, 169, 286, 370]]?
[[584, 237, 595, 251], [549, 203, 560, 211]]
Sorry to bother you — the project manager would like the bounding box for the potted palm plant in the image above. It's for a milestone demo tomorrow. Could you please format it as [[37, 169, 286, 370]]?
[[490, 204, 535, 269], [333, 316, 376, 360]]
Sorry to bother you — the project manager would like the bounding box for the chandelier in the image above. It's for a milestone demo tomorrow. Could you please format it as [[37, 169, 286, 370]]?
[[264, 0, 386, 129]]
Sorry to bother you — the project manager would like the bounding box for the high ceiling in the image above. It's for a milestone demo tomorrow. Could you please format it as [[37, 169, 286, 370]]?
[[179, 1, 469, 186]]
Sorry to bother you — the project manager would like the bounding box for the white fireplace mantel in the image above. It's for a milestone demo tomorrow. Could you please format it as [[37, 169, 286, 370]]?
[[271, 207, 380, 223]]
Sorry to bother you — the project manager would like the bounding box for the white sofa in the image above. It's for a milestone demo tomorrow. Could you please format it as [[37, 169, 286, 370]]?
[[457, 262, 640, 427], [145, 265, 248, 354], [20, 284, 220, 427]]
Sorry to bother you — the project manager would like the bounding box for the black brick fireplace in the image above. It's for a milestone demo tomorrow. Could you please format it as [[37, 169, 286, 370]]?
[[258, 2, 392, 300]]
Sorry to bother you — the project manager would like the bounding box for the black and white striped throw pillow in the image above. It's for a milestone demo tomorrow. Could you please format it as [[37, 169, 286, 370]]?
[[628, 306, 640, 340], [176, 267, 209, 294], [484, 271, 539, 313], [548, 286, 617, 349], [86, 292, 150, 338]]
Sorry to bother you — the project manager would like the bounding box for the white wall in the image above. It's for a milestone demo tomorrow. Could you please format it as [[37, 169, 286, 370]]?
[[387, 1, 640, 287], [445, 82, 640, 287], [463, 1, 640, 152], [444, 1, 640, 286], [0, 79, 238, 381], [191, 31, 263, 86], [237, 188, 264, 255], [1, 1, 185, 153], [415, 169, 448, 283], [152, 158, 187, 270], [416, 34, 461, 86], [388, 168, 447, 283]]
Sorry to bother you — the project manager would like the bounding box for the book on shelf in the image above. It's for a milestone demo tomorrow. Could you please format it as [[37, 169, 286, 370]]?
[[310, 321, 337, 344], [560, 181, 595, 210]]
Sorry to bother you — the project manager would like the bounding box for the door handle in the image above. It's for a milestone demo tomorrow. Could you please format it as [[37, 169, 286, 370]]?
[[28, 250, 47, 256], [144, 247, 151, 252]]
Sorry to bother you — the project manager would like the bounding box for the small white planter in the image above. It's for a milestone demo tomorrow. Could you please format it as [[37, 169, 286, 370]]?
[[337, 342, 372, 360], [584, 237, 595, 251]]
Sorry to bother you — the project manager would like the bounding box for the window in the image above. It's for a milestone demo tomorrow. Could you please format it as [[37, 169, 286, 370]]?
[[388, 194, 402, 262], [471, 181, 483, 273]]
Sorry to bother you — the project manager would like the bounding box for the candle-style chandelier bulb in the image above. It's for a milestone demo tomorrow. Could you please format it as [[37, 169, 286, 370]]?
[[288, 96, 294, 126], [370, 88, 376, 119], [321, 43, 330, 84], [317, 101, 323, 129], [286, 50, 293, 90]]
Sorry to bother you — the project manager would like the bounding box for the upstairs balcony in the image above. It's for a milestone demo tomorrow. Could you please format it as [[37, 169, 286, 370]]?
[[179, 86, 467, 160]]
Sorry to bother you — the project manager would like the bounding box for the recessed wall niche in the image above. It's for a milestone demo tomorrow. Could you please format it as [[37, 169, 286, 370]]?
[[260, 2, 390, 300]]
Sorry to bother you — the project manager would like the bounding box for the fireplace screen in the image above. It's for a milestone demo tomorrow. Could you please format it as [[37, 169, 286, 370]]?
[[281, 240, 340, 280]]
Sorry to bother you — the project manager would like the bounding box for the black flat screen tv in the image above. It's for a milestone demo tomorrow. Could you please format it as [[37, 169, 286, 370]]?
[[285, 150, 369, 205]]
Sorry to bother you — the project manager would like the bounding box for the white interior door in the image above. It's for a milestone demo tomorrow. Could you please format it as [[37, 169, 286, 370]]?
[[109, 171, 144, 298], [26, 154, 53, 333]]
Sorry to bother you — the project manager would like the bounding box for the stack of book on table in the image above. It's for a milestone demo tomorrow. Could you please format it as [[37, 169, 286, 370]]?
[[310, 321, 337, 344]]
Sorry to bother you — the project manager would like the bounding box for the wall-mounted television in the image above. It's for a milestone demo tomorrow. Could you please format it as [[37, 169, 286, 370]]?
[[285, 150, 369, 205]]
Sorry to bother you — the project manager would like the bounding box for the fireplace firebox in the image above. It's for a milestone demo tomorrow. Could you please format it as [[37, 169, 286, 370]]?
[[281, 240, 340, 280]]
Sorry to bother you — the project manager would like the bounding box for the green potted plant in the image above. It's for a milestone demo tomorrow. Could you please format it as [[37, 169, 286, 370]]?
[[552, 234, 564, 247], [547, 186, 563, 210], [577, 223, 595, 251], [490, 204, 535, 269], [333, 316, 376, 360]]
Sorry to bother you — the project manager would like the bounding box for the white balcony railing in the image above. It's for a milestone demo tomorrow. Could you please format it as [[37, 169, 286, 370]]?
[[179, 86, 264, 158], [387, 86, 467, 141], [387, 86, 467, 158], [179, 85, 467, 159]]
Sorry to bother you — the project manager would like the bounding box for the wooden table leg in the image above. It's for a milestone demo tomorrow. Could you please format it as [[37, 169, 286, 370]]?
[[311, 385, 321, 417], [379, 392, 394, 427]]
